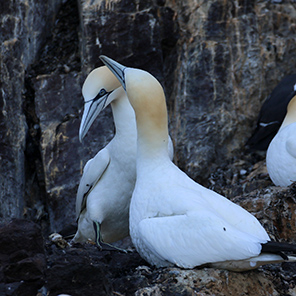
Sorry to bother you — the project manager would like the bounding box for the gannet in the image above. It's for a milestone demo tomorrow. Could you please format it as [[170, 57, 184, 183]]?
[[266, 95, 296, 186], [101, 55, 296, 271], [247, 74, 296, 150], [72, 66, 173, 248]]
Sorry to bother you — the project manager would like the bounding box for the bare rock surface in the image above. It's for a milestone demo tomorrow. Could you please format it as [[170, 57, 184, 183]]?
[[33, 72, 83, 231], [0, 0, 62, 223], [0, 219, 46, 296], [166, 0, 296, 182]]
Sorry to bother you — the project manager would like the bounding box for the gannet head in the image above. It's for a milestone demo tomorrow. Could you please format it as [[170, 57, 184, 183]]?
[[99, 56, 168, 137], [280, 94, 296, 130], [79, 66, 121, 141], [287, 94, 296, 114], [97, 56, 127, 90]]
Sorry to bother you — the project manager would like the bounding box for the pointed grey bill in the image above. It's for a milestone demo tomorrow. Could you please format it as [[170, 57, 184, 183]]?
[[79, 92, 110, 142], [99, 55, 127, 90]]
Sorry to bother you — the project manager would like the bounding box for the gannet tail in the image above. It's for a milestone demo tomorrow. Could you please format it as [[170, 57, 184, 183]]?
[[261, 241, 296, 259], [210, 241, 296, 272]]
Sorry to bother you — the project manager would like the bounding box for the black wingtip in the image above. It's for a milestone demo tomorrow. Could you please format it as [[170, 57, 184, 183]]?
[[261, 241, 296, 259], [245, 123, 281, 151]]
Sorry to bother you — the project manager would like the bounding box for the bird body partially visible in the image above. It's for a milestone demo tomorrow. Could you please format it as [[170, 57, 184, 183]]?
[[73, 87, 137, 243], [266, 95, 296, 187], [266, 122, 296, 186], [247, 74, 296, 150]]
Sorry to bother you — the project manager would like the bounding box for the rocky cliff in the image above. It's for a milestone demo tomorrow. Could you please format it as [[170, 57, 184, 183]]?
[[1, 0, 296, 295], [2, 0, 296, 232]]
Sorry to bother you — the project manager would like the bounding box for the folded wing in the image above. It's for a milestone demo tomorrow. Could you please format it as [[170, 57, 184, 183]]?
[[76, 148, 110, 219], [138, 210, 266, 268]]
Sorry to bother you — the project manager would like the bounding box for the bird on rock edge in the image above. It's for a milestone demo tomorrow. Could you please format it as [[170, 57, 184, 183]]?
[[100, 55, 296, 271], [72, 66, 173, 249], [266, 94, 296, 186], [246, 74, 296, 151]]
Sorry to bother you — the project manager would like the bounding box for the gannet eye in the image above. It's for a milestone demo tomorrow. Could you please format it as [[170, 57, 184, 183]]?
[[90, 88, 107, 103], [98, 88, 107, 97]]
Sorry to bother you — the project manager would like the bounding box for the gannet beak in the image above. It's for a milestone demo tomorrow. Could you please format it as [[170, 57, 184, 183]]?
[[99, 55, 127, 90], [79, 92, 110, 142]]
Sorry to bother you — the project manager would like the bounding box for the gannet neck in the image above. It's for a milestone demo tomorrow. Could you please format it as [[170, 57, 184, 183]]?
[[280, 95, 296, 130], [110, 87, 137, 139], [124, 68, 169, 159], [99, 55, 170, 160]]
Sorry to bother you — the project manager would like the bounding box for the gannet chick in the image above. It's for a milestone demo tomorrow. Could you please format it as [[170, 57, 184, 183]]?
[[247, 74, 296, 150], [101, 55, 296, 271], [72, 66, 173, 248], [266, 95, 296, 186]]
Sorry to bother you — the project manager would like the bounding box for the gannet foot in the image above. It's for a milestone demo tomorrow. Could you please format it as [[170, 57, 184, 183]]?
[[93, 221, 128, 253], [97, 241, 129, 253]]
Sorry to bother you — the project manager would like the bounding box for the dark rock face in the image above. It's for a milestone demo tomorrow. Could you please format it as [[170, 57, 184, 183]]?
[[79, 0, 178, 81], [1, 38, 26, 221], [166, 1, 296, 182], [45, 244, 148, 296], [33, 72, 83, 231], [0, 0, 62, 222], [0, 219, 46, 296]]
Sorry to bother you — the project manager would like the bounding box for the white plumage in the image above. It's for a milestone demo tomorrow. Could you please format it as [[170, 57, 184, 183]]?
[[73, 83, 137, 244], [266, 95, 296, 186], [100, 55, 296, 271], [73, 66, 173, 246], [133, 164, 270, 269]]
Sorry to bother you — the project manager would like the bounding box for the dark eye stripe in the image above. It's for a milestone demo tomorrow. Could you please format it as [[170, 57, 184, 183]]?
[[84, 90, 111, 129], [85, 88, 107, 103]]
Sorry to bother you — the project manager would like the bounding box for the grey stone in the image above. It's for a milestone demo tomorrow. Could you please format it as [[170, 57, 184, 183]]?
[[0, 0, 62, 222], [165, 0, 296, 182]]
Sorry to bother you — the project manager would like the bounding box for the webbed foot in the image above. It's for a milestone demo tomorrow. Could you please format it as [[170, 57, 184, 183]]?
[[93, 221, 128, 253]]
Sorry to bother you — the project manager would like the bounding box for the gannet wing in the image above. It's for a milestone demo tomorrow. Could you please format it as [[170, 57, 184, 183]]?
[[76, 148, 110, 219], [286, 136, 296, 159], [138, 210, 265, 268]]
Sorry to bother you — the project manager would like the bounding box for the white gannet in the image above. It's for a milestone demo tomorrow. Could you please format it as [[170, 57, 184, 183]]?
[[72, 66, 173, 248], [100, 55, 296, 271], [266, 95, 296, 186], [246, 74, 296, 150]]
